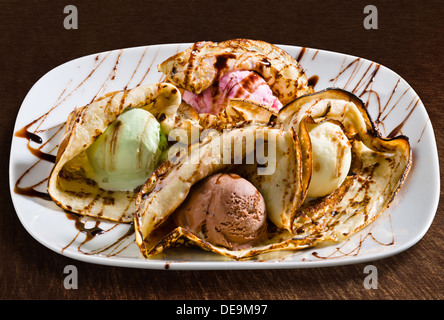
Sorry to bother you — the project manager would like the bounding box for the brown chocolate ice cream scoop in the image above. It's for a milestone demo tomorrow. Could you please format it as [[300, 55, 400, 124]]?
[[173, 173, 268, 250]]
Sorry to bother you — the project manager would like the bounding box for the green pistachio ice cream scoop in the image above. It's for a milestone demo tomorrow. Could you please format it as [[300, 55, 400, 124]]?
[[86, 107, 167, 191]]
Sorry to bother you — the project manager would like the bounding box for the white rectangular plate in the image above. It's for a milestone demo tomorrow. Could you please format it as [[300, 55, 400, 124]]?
[[9, 43, 439, 270]]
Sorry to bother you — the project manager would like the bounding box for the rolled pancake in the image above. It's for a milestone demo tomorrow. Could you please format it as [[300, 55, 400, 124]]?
[[278, 88, 412, 240], [134, 121, 307, 258], [159, 39, 313, 106], [47, 83, 193, 222]]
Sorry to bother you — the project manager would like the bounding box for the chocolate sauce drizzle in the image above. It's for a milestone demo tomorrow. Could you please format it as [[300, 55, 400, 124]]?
[[311, 222, 394, 261], [62, 212, 135, 256], [135, 46, 161, 88], [296, 47, 319, 62], [307, 75, 319, 88], [14, 117, 63, 200], [14, 121, 59, 163], [328, 54, 423, 138], [125, 47, 149, 90], [90, 50, 123, 102], [296, 47, 307, 62]]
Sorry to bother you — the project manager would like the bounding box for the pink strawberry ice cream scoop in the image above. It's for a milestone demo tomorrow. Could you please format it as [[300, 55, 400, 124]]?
[[173, 173, 268, 250], [182, 70, 283, 114]]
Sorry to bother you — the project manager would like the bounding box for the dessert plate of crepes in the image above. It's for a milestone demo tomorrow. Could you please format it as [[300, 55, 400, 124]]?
[[9, 39, 439, 270]]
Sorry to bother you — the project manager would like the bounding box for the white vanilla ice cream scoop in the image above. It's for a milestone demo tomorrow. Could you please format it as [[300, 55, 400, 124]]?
[[306, 121, 352, 198]]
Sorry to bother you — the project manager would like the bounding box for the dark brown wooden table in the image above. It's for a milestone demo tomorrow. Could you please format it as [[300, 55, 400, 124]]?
[[1, 0, 443, 300]]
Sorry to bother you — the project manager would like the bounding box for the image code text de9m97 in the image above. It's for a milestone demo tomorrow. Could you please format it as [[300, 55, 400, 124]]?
[[220, 304, 267, 315]]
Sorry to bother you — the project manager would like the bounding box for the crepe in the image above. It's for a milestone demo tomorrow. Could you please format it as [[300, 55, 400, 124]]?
[[134, 121, 307, 257], [47, 83, 194, 222], [278, 88, 412, 239], [159, 39, 313, 105]]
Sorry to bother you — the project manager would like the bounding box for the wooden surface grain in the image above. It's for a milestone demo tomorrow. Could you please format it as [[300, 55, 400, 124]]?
[[1, 0, 443, 300]]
